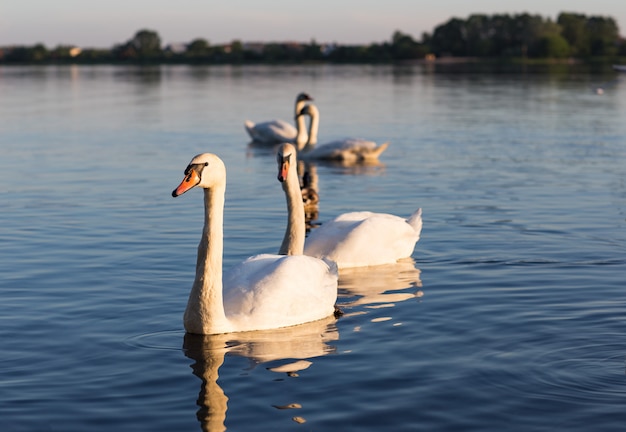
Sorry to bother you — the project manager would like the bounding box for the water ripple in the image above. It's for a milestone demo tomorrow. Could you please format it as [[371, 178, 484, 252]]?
[[478, 341, 626, 406]]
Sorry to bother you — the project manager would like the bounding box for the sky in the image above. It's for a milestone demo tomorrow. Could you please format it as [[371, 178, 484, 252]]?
[[1, 0, 625, 48]]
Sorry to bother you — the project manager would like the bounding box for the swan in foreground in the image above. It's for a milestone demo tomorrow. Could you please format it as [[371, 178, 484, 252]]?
[[276, 143, 422, 269], [244, 92, 313, 147], [172, 152, 338, 335], [296, 103, 389, 162]]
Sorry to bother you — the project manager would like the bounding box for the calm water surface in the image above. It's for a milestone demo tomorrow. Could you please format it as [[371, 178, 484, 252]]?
[[1, 64, 626, 431]]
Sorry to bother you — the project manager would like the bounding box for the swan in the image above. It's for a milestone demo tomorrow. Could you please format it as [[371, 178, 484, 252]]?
[[244, 92, 313, 147], [296, 103, 389, 162], [305, 207, 423, 269], [172, 152, 338, 335], [276, 143, 422, 269]]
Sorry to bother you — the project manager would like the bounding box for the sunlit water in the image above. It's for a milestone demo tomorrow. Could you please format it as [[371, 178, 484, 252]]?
[[1, 64, 626, 431]]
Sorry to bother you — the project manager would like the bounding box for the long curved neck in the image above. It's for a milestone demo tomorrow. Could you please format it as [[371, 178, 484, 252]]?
[[295, 112, 309, 149], [306, 108, 319, 147], [294, 98, 307, 117], [184, 185, 231, 334], [278, 164, 306, 255]]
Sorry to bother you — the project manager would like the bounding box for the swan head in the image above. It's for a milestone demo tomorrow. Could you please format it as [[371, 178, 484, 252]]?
[[276, 143, 297, 183], [172, 153, 226, 197], [296, 92, 313, 103]]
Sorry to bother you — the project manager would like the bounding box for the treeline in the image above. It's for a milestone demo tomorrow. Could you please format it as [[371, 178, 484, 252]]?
[[2, 12, 625, 64]]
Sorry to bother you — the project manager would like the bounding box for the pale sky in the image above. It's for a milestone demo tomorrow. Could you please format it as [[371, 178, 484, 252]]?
[[1, 0, 624, 48]]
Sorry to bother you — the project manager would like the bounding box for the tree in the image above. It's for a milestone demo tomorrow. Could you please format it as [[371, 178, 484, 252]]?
[[587, 16, 619, 56], [186, 38, 210, 58], [431, 18, 468, 56], [536, 34, 570, 58], [558, 13, 591, 56], [391, 30, 425, 60], [4, 44, 48, 62], [131, 29, 162, 58]]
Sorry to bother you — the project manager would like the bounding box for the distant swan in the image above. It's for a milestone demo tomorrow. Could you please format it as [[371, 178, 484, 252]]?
[[172, 152, 337, 335], [296, 103, 389, 162], [244, 92, 313, 147], [276, 143, 422, 269]]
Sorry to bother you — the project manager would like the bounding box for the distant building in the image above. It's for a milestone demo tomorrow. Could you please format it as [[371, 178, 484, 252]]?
[[69, 47, 82, 57]]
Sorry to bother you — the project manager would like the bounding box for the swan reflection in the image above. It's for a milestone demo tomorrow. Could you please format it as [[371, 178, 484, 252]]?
[[297, 159, 387, 231], [337, 258, 423, 310], [182, 316, 339, 431], [298, 160, 320, 230]]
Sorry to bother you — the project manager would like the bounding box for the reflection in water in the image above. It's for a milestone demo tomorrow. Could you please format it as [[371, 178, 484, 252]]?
[[182, 316, 339, 431], [337, 258, 423, 310], [298, 160, 320, 230], [298, 159, 386, 231]]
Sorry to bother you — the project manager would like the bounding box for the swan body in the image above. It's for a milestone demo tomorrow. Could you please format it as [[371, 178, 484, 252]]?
[[304, 209, 422, 269], [277, 143, 421, 269], [245, 92, 313, 147], [297, 103, 389, 162], [172, 152, 337, 335]]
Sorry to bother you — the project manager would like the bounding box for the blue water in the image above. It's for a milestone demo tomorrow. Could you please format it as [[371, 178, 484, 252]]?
[[1, 64, 626, 431]]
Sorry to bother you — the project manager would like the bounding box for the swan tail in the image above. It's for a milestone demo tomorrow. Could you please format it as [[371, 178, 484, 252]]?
[[407, 208, 423, 236], [367, 142, 389, 160], [322, 258, 339, 278]]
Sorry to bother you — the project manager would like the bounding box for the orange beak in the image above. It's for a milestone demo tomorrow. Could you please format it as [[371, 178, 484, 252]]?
[[278, 160, 289, 182], [172, 170, 200, 197]]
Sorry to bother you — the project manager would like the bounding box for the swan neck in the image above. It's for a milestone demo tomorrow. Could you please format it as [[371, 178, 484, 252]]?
[[278, 165, 306, 255], [295, 98, 307, 117], [295, 112, 309, 149], [306, 108, 319, 146], [294, 98, 309, 149], [185, 185, 230, 334]]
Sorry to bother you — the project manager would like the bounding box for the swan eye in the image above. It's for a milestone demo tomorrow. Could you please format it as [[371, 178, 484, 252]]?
[[277, 153, 290, 164], [183, 162, 209, 183]]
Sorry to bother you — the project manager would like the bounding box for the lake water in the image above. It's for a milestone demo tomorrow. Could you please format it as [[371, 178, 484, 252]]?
[[1, 64, 625, 431]]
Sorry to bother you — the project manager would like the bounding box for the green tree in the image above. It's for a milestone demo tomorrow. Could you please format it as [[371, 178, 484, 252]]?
[[587, 16, 619, 56], [5, 44, 48, 62], [536, 34, 570, 58], [390, 30, 427, 60], [431, 18, 468, 56], [228, 40, 244, 63], [131, 29, 162, 58], [558, 13, 590, 56], [186, 38, 210, 58]]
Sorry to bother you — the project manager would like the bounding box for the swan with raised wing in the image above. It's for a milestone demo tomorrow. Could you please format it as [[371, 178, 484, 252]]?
[[296, 103, 389, 162], [172, 152, 338, 335], [276, 143, 422, 269], [244, 92, 312, 147]]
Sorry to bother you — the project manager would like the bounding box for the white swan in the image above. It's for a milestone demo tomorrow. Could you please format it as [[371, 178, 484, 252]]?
[[296, 103, 389, 162], [276, 143, 422, 269], [172, 152, 338, 335], [244, 92, 312, 147], [305, 208, 423, 269]]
